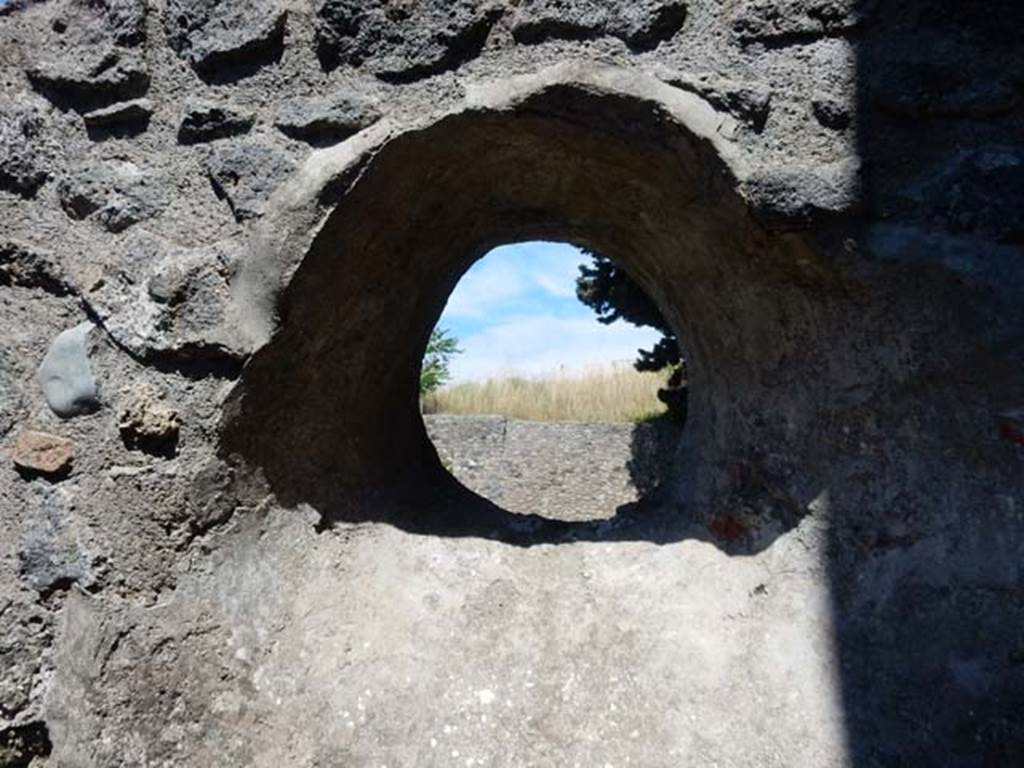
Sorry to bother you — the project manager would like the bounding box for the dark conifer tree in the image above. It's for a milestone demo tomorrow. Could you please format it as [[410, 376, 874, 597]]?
[[576, 251, 688, 421]]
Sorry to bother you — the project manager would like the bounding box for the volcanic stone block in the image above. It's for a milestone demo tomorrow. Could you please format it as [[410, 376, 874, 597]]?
[[510, 0, 687, 51], [187, 458, 237, 531], [0, 241, 73, 296], [27, 50, 150, 113], [82, 98, 153, 135], [177, 102, 255, 144], [274, 93, 381, 145], [812, 93, 851, 129], [0, 104, 55, 198], [49, 0, 148, 48], [164, 0, 287, 81], [732, 0, 873, 44], [314, 0, 503, 81], [18, 484, 91, 595], [57, 160, 164, 233], [206, 142, 295, 221], [0, 596, 51, 719]]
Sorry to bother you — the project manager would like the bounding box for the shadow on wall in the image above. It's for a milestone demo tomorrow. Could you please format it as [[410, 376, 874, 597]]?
[[314, 408, 806, 559], [315, 423, 724, 548], [827, 1, 1024, 765], [625, 414, 682, 499]]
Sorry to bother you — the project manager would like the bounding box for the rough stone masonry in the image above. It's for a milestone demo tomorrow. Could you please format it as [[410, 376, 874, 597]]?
[[1, 1, 1022, 766]]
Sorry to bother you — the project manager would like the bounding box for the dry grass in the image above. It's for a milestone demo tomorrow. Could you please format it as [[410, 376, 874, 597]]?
[[422, 363, 667, 423]]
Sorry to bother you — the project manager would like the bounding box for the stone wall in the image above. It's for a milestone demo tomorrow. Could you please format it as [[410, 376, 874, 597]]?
[[0, 0, 1022, 765]]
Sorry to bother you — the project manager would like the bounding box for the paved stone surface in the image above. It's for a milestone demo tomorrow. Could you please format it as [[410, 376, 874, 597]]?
[[425, 414, 680, 521]]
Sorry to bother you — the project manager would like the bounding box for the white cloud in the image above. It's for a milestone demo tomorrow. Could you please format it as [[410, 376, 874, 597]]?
[[441, 258, 529, 318], [534, 270, 579, 298], [435, 241, 663, 383], [441, 241, 587, 318], [448, 314, 662, 383]]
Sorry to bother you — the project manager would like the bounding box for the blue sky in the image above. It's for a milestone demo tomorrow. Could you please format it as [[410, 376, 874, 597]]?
[[436, 241, 661, 383]]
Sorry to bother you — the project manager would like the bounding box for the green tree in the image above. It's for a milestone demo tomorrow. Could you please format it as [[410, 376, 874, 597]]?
[[420, 328, 461, 395]]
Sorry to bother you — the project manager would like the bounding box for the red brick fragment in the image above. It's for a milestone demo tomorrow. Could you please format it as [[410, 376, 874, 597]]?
[[1000, 413, 1024, 446], [12, 430, 74, 477], [710, 515, 748, 542]]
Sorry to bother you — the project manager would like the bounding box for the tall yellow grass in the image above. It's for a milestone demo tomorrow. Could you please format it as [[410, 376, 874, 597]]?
[[421, 364, 667, 423]]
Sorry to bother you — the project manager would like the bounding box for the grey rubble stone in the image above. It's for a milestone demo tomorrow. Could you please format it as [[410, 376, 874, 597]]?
[[100, 0, 148, 46], [509, 0, 614, 43], [86, 231, 241, 359], [37, 323, 100, 419], [0, 104, 54, 198], [177, 103, 254, 144], [511, 0, 687, 51], [82, 98, 153, 129], [812, 92, 851, 129], [18, 484, 92, 597], [661, 70, 772, 130], [0, 597, 51, 719], [0, 241, 73, 296], [21, 0, 147, 116], [164, 0, 287, 79], [57, 160, 164, 233], [49, 0, 148, 49], [877, 72, 1019, 120], [732, 0, 872, 43], [206, 141, 295, 222], [187, 458, 237, 531], [27, 49, 150, 112], [611, 1, 688, 50], [920, 146, 1024, 244], [870, 35, 1021, 121], [743, 156, 861, 227], [314, 0, 503, 81], [274, 93, 381, 145]]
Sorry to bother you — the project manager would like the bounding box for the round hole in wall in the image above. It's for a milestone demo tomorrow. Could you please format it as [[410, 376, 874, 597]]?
[[419, 239, 687, 523], [219, 70, 811, 544]]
